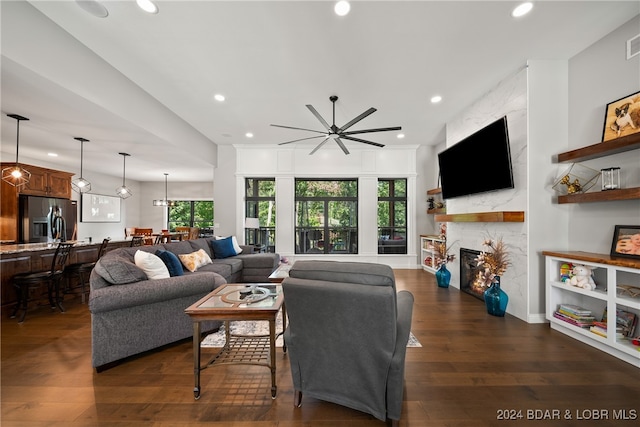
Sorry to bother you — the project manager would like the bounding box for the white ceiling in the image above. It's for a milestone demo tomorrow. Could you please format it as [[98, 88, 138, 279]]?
[[1, 1, 639, 182]]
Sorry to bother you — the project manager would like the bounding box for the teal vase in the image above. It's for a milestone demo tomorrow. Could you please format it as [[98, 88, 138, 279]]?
[[484, 276, 508, 316], [435, 264, 451, 288]]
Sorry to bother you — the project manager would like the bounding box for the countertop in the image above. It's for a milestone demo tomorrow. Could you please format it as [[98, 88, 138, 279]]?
[[0, 240, 126, 255]]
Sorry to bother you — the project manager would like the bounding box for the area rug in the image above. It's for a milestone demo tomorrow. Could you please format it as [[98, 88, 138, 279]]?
[[201, 312, 422, 348]]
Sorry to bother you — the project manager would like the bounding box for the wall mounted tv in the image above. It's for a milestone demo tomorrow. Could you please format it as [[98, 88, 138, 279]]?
[[438, 116, 514, 199]]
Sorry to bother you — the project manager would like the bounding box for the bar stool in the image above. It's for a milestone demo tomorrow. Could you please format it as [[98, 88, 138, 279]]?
[[64, 238, 110, 303], [11, 242, 74, 323]]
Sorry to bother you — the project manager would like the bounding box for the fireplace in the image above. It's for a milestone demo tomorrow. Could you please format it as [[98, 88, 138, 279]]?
[[459, 248, 487, 301]]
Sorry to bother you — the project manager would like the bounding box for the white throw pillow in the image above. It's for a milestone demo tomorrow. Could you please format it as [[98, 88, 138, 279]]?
[[134, 250, 170, 280]]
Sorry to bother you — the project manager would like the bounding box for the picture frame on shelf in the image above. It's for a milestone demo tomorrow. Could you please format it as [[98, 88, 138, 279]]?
[[610, 225, 640, 259], [601, 90, 640, 142]]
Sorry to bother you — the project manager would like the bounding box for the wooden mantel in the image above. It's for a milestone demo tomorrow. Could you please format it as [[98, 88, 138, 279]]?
[[434, 211, 525, 223]]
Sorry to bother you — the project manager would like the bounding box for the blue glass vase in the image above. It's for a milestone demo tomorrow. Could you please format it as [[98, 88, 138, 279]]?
[[484, 276, 508, 316], [435, 264, 451, 288]]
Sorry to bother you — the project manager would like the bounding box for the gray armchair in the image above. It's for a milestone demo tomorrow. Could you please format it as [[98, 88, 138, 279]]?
[[282, 260, 414, 425]]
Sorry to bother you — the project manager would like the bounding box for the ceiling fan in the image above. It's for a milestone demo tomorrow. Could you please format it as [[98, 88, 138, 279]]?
[[271, 95, 402, 155]]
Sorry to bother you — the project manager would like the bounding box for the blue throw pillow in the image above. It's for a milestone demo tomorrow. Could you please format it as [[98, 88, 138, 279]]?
[[210, 236, 237, 259], [155, 250, 184, 277]]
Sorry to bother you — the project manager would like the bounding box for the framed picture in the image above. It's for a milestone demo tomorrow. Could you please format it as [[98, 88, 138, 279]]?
[[602, 90, 640, 142], [81, 193, 121, 223], [610, 225, 640, 259]]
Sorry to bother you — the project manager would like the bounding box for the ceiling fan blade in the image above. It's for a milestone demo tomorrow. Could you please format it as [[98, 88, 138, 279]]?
[[341, 135, 385, 148], [270, 124, 326, 134], [339, 107, 377, 132], [278, 135, 327, 145], [306, 105, 332, 131], [309, 137, 331, 155], [334, 137, 350, 155], [341, 126, 402, 136]]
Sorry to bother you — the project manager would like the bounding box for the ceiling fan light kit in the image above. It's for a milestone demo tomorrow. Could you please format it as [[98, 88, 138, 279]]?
[[271, 95, 401, 155]]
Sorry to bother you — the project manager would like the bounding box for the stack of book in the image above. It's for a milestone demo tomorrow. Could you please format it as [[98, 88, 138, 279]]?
[[553, 304, 595, 328], [589, 321, 624, 339], [594, 307, 639, 339]]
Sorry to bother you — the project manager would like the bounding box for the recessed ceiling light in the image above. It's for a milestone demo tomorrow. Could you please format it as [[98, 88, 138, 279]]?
[[335, 1, 351, 17], [75, 0, 109, 18], [47, 152, 58, 157], [512, 2, 533, 18], [430, 95, 442, 104], [214, 94, 225, 102], [245, 132, 254, 138], [397, 133, 405, 139], [136, 0, 158, 14]]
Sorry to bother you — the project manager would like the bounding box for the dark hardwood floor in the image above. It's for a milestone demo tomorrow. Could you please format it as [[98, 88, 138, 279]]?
[[2, 269, 639, 426]]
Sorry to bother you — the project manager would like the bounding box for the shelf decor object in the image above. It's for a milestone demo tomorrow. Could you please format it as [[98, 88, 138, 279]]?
[[116, 152, 133, 199], [2, 114, 31, 188], [610, 225, 640, 260], [602, 90, 640, 142], [552, 163, 600, 195], [71, 137, 91, 193], [600, 167, 621, 190]]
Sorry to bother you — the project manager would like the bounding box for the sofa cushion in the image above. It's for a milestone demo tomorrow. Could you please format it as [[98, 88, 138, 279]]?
[[210, 236, 238, 259], [134, 250, 170, 280], [288, 260, 395, 287], [179, 249, 213, 272], [155, 250, 184, 277], [93, 255, 147, 285]]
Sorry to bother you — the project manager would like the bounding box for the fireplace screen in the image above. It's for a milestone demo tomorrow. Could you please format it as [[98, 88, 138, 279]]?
[[459, 248, 487, 301]]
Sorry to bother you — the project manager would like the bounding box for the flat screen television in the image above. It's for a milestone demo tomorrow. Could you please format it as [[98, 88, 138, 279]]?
[[438, 116, 514, 199]]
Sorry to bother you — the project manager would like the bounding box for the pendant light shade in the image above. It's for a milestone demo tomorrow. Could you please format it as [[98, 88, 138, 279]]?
[[71, 137, 91, 193], [116, 152, 133, 199], [153, 173, 176, 206], [2, 114, 31, 187]]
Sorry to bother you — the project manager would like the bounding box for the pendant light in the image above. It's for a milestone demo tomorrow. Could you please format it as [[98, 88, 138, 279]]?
[[2, 114, 31, 187], [116, 152, 133, 199], [153, 173, 176, 206], [71, 137, 91, 193]]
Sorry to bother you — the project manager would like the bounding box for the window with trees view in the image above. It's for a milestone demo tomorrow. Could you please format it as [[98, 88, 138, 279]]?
[[377, 179, 407, 254], [245, 178, 276, 252], [295, 179, 358, 254], [168, 201, 214, 233]]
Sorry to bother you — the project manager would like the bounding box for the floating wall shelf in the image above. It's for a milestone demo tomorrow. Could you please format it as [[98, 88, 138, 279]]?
[[434, 211, 525, 223], [557, 133, 640, 163], [558, 187, 640, 204]]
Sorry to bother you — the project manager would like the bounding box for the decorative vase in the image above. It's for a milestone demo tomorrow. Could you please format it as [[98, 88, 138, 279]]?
[[484, 276, 508, 316], [435, 264, 451, 288]]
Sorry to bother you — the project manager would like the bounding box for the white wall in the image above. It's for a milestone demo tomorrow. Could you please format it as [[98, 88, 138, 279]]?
[[567, 15, 640, 252]]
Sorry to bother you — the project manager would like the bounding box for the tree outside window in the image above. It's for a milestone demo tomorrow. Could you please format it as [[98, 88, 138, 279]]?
[[168, 201, 214, 234], [245, 178, 276, 252], [295, 179, 358, 254], [377, 179, 407, 254]]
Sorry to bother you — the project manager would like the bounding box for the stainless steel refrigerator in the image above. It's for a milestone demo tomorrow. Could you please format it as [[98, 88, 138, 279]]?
[[19, 195, 77, 243]]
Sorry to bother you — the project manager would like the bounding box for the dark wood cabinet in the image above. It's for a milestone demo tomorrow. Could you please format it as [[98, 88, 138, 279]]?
[[0, 163, 73, 242]]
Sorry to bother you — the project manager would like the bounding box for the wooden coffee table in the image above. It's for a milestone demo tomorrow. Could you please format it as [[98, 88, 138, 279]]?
[[268, 263, 291, 283], [184, 284, 286, 400]]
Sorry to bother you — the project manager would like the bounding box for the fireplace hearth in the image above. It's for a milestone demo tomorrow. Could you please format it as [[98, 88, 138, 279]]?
[[459, 248, 488, 301]]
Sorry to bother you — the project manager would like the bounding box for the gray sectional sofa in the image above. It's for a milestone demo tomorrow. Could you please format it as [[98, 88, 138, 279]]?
[[89, 237, 280, 370]]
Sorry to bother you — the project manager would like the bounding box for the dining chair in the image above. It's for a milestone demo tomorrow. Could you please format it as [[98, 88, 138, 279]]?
[[133, 228, 154, 245], [11, 242, 74, 323]]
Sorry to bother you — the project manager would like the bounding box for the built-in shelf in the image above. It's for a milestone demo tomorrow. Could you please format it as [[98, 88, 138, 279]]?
[[426, 188, 442, 195], [557, 133, 640, 163], [427, 208, 446, 215], [434, 211, 525, 223], [542, 250, 640, 269], [558, 187, 640, 204]]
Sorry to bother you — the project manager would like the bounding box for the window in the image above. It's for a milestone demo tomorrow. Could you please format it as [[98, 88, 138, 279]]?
[[168, 201, 214, 234], [295, 179, 357, 254], [377, 179, 407, 254], [245, 178, 276, 252]]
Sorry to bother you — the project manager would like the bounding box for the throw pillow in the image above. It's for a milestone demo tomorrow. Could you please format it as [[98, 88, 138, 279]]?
[[210, 236, 237, 259], [94, 255, 147, 285], [155, 249, 184, 277], [214, 235, 243, 254], [134, 250, 170, 280], [178, 249, 213, 272]]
